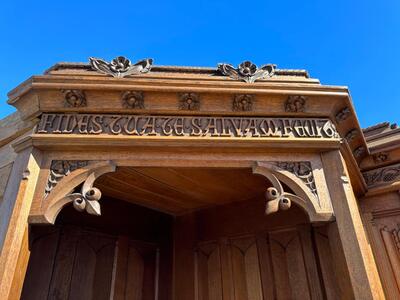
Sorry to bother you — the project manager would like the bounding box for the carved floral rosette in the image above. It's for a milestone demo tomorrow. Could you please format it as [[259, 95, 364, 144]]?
[[218, 61, 276, 83], [89, 56, 153, 78]]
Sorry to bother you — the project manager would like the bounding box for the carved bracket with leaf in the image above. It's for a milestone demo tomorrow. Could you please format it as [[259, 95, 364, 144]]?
[[35, 161, 116, 224]]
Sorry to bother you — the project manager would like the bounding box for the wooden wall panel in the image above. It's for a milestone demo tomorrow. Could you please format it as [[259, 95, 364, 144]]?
[[194, 228, 325, 300]]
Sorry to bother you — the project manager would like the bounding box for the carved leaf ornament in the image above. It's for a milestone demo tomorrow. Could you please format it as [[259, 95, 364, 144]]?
[[89, 56, 153, 78], [218, 61, 276, 83]]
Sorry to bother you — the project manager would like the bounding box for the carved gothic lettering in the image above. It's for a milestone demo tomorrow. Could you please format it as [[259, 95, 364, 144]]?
[[36, 113, 340, 140]]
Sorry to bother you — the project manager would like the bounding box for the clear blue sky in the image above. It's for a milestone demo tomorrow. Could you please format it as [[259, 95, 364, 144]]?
[[1, 0, 399, 127]]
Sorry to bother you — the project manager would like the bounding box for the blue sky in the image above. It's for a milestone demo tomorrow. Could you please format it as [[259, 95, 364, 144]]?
[[1, 0, 399, 127]]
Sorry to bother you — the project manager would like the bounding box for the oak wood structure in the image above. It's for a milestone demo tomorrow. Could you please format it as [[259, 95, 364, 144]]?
[[0, 57, 399, 299]]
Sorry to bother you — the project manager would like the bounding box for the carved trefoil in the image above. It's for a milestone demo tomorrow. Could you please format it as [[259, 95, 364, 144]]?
[[179, 93, 200, 110], [89, 56, 153, 78], [45, 160, 88, 198], [233, 94, 253, 111], [68, 174, 102, 216], [285, 95, 307, 112], [218, 61, 275, 83], [62, 89, 86, 108], [121, 91, 145, 109]]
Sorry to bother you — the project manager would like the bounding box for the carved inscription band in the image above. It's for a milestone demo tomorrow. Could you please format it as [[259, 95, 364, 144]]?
[[37, 113, 339, 139]]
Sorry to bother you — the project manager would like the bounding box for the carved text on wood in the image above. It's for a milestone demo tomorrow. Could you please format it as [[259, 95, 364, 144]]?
[[37, 113, 339, 139]]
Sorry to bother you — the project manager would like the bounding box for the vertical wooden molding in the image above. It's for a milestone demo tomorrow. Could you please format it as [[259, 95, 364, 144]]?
[[0, 148, 42, 300], [321, 150, 385, 299]]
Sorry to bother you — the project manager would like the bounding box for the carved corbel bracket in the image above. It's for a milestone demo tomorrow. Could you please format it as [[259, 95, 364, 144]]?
[[253, 161, 334, 223], [39, 161, 116, 224]]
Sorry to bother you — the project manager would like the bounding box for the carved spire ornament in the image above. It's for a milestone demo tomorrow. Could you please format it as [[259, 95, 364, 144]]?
[[218, 61, 276, 83], [89, 56, 153, 78]]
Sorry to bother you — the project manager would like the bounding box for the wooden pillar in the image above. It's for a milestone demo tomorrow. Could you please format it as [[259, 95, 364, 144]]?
[[321, 150, 385, 299], [0, 147, 42, 300]]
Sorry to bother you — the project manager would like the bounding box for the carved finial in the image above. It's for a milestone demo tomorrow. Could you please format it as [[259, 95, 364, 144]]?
[[233, 94, 253, 111], [89, 56, 153, 78], [62, 89, 86, 108], [71, 186, 102, 216], [218, 61, 276, 83], [121, 91, 145, 109], [285, 95, 307, 112], [179, 93, 200, 110], [335, 107, 351, 123]]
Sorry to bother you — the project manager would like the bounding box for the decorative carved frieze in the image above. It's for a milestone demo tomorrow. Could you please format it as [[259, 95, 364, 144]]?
[[373, 152, 390, 164], [284, 95, 307, 112], [45, 160, 88, 197], [62, 89, 86, 108], [345, 129, 358, 143], [179, 93, 200, 110], [275, 162, 318, 197], [218, 61, 275, 83], [233, 94, 253, 111], [121, 91, 144, 109], [363, 162, 400, 187], [37, 113, 340, 139], [89, 56, 153, 78], [353, 146, 365, 158], [335, 107, 351, 122]]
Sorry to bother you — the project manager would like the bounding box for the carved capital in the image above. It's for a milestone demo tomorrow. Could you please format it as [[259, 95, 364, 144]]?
[[179, 93, 200, 110], [62, 89, 86, 108], [121, 91, 145, 109], [233, 94, 253, 111], [218, 61, 275, 83], [89, 56, 153, 78], [284, 95, 307, 112]]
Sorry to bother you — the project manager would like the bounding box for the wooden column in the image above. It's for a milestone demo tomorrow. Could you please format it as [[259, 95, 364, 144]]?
[[321, 150, 385, 299], [0, 147, 42, 300]]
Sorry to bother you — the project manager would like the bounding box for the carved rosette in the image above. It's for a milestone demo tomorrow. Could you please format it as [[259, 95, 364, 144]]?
[[179, 93, 200, 110], [285, 95, 307, 112], [121, 91, 145, 109], [89, 56, 153, 78], [62, 90, 86, 108], [45, 160, 88, 198], [345, 129, 358, 143], [275, 162, 318, 198], [373, 152, 390, 164], [335, 107, 351, 122], [353, 146, 365, 158], [218, 61, 276, 83], [233, 94, 253, 111]]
